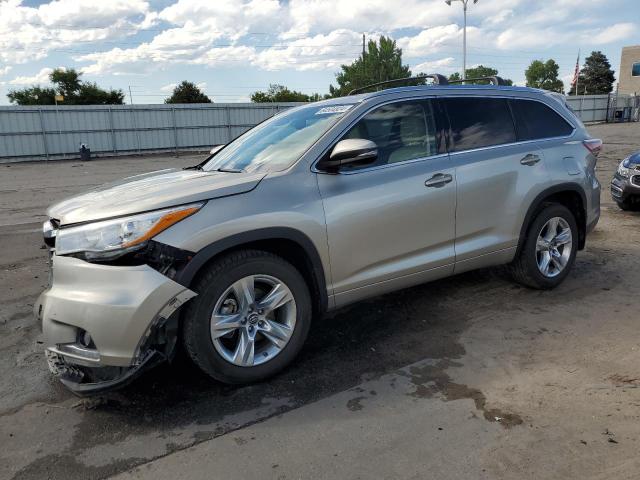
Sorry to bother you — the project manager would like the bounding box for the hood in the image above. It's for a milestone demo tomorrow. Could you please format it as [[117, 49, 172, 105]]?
[[48, 168, 266, 225]]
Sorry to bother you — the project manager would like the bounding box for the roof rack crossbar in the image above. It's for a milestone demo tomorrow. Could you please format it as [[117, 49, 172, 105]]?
[[448, 76, 507, 86], [348, 74, 449, 95]]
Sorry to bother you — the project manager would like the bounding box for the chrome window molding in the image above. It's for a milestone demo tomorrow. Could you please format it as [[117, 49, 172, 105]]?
[[311, 96, 442, 175], [312, 93, 577, 175]]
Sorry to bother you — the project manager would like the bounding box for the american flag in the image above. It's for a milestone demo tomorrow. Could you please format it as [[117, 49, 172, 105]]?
[[571, 50, 580, 92]]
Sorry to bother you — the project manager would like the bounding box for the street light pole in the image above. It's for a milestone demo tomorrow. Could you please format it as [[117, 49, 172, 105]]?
[[445, 0, 477, 83]]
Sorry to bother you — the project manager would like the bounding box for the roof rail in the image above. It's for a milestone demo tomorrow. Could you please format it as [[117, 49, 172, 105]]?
[[448, 76, 507, 86], [348, 74, 449, 95]]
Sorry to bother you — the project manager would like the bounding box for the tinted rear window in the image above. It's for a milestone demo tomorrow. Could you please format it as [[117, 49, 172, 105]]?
[[445, 98, 516, 151], [511, 99, 574, 141]]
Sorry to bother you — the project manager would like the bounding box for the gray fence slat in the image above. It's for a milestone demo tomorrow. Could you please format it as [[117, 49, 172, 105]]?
[[0, 102, 300, 162]]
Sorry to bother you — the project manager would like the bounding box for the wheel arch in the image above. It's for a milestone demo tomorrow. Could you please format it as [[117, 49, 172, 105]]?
[[517, 183, 587, 253], [175, 227, 329, 317]]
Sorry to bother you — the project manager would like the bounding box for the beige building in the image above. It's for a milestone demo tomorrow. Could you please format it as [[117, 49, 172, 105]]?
[[619, 45, 640, 94]]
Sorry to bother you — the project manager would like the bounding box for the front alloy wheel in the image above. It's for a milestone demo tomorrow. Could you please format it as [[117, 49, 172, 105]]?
[[182, 250, 311, 384], [211, 275, 296, 367]]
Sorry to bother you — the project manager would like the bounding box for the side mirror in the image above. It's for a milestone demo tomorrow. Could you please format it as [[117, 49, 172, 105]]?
[[318, 139, 378, 172]]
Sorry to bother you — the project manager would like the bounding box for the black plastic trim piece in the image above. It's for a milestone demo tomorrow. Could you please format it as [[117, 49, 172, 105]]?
[[517, 183, 588, 252], [174, 228, 329, 314], [448, 76, 507, 86]]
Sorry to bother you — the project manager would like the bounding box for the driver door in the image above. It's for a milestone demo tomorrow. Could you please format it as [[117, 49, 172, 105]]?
[[316, 98, 457, 307]]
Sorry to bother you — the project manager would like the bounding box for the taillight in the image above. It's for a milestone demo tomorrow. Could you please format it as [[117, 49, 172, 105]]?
[[583, 138, 602, 156]]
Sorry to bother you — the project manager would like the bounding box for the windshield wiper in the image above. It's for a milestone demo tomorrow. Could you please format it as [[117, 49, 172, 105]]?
[[215, 167, 244, 173], [183, 163, 204, 171]]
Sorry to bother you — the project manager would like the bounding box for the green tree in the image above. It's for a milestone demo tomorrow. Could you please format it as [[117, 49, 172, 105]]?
[[164, 81, 212, 103], [570, 51, 615, 95], [75, 82, 125, 105], [7, 86, 56, 105], [251, 84, 322, 102], [524, 59, 564, 92], [449, 65, 513, 85], [49, 68, 82, 99], [329, 36, 411, 97], [7, 68, 124, 105]]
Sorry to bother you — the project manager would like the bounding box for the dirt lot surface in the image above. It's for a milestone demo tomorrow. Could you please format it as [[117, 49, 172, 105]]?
[[1, 124, 639, 480]]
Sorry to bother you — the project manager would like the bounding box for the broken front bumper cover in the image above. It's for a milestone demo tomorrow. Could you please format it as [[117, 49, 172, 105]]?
[[46, 349, 165, 395], [36, 255, 196, 395]]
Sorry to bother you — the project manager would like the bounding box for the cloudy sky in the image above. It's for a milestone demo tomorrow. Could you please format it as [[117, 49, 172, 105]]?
[[0, 0, 637, 104]]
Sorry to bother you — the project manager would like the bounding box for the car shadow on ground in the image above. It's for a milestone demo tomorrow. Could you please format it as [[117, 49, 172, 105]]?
[[81, 268, 506, 425]]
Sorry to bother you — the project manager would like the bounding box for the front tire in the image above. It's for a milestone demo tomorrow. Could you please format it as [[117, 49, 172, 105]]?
[[509, 204, 578, 289], [182, 250, 311, 384]]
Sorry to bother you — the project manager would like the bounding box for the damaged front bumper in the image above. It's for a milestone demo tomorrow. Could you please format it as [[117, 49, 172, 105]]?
[[35, 254, 196, 395]]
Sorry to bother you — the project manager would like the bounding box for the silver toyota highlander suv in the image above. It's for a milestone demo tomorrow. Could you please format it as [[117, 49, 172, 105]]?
[[35, 76, 602, 394]]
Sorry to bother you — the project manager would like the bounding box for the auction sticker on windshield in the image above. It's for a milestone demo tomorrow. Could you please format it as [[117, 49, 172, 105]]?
[[315, 105, 353, 115]]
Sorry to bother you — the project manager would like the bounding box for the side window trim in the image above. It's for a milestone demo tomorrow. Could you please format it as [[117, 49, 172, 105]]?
[[510, 97, 575, 142], [439, 95, 576, 156], [443, 96, 517, 153], [312, 96, 448, 174]]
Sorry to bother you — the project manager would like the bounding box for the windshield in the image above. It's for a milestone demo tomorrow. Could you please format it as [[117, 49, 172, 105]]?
[[203, 103, 355, 173]]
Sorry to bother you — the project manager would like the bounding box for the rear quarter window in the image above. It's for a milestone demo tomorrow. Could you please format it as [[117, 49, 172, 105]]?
[[444, 97, 516, 152], [511, 99, 574, 141]]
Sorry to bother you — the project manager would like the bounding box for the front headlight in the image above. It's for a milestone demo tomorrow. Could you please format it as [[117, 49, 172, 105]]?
[[56, 203, 203, 259], [618, 158, 631, 178]]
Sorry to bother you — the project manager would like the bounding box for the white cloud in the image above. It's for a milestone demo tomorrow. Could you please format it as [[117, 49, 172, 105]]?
[[0, 66, 12, 76], [159, 0, 281, 40], [398, 25, 463, 58], [160, 82, 177, 92], [8, 67, 53, 85], [591, 23, 635, 44], [253, 29, 365, 71], [0, 0, 156, 64], [412, 57, 456, 75]]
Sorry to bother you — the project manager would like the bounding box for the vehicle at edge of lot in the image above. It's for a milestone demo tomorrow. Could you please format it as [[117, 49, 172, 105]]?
[[611, 151, 640, 210], [34, 75, 602, 394]]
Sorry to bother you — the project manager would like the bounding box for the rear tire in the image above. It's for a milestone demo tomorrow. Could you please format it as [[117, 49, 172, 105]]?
[[182, 250, 311, 384], [509, 204, 578, 289]]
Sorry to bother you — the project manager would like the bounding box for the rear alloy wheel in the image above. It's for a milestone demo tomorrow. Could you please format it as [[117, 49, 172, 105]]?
[[535, 217, 573, 278], [182, 250, 311, 384], [509, 204, 578, 289]]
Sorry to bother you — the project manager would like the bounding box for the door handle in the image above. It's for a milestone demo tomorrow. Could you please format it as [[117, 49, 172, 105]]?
[[425, 173, 453, 188], [520, 153, 541, 166]]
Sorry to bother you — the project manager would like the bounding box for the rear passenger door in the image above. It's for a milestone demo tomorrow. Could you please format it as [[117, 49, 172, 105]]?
[[443, 96, 550, 266]]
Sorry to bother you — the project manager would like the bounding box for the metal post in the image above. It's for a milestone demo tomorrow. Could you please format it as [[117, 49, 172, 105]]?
[[38, 108, 49, 161], [129, 106, 141, 155], [108, 107, 117, 153], [171, 106, 179, 157], [54, 98, 65, 159], [225, 105, 232, 144], [462, 1, 467, 82]]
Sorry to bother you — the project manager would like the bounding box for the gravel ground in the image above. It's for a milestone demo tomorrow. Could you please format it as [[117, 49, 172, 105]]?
[[0, 123, 639, 480]]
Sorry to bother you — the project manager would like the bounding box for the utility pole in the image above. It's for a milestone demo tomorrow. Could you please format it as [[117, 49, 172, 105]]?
[[445, 0, 477, 83], [362, 33, 366, 86], [128, 85, 134, 105]]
